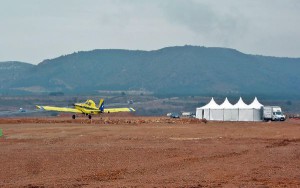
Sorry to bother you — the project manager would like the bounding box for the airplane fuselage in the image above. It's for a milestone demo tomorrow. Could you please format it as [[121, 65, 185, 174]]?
[[74, 101, 101, 114]]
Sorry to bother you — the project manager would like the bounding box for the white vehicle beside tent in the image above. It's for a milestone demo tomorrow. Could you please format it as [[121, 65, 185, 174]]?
[[263, 106, 285, 121]]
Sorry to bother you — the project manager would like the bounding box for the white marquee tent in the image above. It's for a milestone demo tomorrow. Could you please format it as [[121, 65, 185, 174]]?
[[220, 97, 238, 121], [199, 98, 222, 120], [248, 97, 263, 121], [196, 97, 263, 121]]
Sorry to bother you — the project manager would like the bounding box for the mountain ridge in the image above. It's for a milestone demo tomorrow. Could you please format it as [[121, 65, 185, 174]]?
[[1, 46, 300, 98]]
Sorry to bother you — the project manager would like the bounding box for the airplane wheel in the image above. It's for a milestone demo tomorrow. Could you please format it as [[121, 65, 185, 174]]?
[[88, 115, 92, 119], [72, 115, 76, 119]]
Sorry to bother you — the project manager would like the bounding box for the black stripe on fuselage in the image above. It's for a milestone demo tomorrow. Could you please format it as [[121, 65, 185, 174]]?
[[75, 105, 100, 111]]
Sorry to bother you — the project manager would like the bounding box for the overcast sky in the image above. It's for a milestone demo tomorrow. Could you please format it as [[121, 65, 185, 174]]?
[[1, 0, 300, 64]]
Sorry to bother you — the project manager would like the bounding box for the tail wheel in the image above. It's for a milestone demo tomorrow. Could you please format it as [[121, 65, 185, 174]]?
[[72, 115, 76, 119], [88, 115, 92, 119]]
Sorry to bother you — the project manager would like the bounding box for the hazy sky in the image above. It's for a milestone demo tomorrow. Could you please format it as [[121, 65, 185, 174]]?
[[1, 0, 300, 64]]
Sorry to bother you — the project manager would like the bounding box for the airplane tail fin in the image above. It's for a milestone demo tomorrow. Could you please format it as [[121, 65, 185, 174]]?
[[98, 99, 104, 111]]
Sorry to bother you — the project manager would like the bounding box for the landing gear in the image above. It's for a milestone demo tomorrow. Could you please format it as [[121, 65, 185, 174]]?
[[71, 114, 92, 119]]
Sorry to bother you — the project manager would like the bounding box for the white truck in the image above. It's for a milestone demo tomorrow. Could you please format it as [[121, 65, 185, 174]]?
[[181, 112, 196, 118], [263, 106, 286, 121]]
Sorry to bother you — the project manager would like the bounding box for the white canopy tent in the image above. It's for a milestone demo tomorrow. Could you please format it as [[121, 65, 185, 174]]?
[[248, 97, 263, 121], [233, 97, 254, 121], [196, 97, 264, 121], [220, 98, 238, 121], [196, 98, 223, 120]]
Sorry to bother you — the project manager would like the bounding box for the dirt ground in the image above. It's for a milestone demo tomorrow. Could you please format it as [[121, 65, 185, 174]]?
[[0, 116, 300, 187]]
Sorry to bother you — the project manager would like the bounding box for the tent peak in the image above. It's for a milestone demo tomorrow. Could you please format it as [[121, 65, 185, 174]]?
[[220, 98, 233, 108], [233, 97, 248, 109], [249, 97, 263, 109]]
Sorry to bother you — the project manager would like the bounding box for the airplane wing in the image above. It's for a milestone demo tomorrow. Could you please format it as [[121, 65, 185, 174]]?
[[36, 105, 82, 113], [103, 107, 135, 113]]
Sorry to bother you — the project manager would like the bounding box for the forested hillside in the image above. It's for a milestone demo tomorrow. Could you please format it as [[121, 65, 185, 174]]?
[[1, 46, 300, 98]]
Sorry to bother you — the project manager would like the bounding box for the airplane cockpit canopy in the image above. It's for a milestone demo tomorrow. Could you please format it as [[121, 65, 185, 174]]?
[[85, 100, 96, 107]]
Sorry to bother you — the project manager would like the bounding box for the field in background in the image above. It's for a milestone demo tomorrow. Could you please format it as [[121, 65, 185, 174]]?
[[0, 94, 300, 117]]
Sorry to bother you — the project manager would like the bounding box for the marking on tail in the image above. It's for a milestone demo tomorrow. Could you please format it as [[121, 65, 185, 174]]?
[[99, 99, 104, 111]]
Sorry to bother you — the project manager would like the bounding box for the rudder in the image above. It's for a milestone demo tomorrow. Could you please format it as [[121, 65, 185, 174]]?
[[98, 99, 104, 111]]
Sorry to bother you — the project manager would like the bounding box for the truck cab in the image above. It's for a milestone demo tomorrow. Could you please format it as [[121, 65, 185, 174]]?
[[272, 108, 286, 121]]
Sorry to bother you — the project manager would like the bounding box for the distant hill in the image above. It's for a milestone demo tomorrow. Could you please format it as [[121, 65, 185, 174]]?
[[0, 61, 34, 91], [1, 46, 300, 98]]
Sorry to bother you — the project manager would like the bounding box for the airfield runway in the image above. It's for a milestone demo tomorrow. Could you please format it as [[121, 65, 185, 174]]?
[[0, 116, 300, 187]]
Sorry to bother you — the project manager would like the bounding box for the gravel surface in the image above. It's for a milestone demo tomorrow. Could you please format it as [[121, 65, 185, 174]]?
[[0, 116, 300, 187]]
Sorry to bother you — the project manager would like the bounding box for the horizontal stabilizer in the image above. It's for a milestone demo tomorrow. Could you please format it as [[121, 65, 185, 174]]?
[[104, 107, 135, 113]]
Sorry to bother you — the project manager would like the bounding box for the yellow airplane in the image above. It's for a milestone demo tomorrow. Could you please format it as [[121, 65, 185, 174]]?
[[36, 98, 135, 119]]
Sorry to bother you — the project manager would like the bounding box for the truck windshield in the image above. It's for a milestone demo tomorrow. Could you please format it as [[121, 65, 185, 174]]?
[[275, 112, 282, 115]]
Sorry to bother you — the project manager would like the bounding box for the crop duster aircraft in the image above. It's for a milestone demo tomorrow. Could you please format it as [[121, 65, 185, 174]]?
[[36, 99, 135, 119]]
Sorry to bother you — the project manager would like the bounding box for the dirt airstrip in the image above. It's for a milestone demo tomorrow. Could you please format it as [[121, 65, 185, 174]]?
[[0, 116, 300, 187]]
